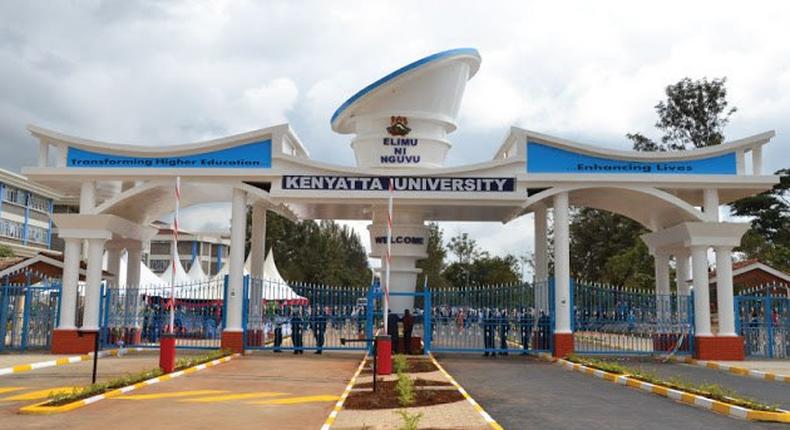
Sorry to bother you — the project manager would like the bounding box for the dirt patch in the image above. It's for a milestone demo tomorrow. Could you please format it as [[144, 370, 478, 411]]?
[[360, 357, 438, 375], [345, 383, 464, 410], [355, 378, 452, 389]]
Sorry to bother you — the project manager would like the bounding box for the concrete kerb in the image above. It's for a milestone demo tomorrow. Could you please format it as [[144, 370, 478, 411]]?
[[19, 353, 240, 415], [429, 354, 504, 430], [321, 353, 368, 430], [535, 352, 790, 423], [666, 355, 790, 384], [0, 347, 146, 376]]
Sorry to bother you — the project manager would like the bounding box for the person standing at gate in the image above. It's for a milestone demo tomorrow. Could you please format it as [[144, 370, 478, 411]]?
[[312, 307, 328, 354], [498, 307, 510, 355], [387, 310, 400, 353], [483, 308, 495, 357], [402, 309, 414, 354], [273, 305, 286, 352], [291, 306, 304, 355], [519, 307, 534, 354], [537, 310, 550, 350]]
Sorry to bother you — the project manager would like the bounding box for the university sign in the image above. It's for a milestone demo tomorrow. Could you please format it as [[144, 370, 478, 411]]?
[[526, 142, 738, 175], [282, 175, 515, 192], [66, 140, 272, 169]]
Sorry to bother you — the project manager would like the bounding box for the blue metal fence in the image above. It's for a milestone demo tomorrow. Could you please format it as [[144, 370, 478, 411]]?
[[573, 281, 694, 355], [0, 280, 61, 352], [736, 284, 790, 359]]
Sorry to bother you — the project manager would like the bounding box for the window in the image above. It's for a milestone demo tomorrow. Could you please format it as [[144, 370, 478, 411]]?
[[3, 186, 26, 206], [28, 226, 48, 244]]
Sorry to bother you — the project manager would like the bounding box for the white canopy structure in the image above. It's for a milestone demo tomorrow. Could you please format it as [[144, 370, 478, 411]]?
[[259, 250, 306, 303], [187, 258, 208, 281], [160, 257, 192, 285]]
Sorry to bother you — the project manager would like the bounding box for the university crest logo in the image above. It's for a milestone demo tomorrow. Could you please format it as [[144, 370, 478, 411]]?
[[386, 116, 411, 136]]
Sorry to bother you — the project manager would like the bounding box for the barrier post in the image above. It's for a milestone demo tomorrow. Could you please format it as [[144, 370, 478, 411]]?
[[375, 334, 392, 375], [423, 290, 432, 354], [159, 333, 176, 373]]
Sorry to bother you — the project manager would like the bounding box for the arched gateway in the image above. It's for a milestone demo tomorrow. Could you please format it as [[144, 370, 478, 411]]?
[[23, 48, 779, 360]]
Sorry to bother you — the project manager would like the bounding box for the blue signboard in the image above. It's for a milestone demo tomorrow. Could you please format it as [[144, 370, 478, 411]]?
[[67, 140, 272, 169], [526, 142, 736, 174]]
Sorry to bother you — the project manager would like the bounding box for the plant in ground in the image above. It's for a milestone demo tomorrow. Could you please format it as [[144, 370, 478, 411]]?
[[395, 372, 416, 407], [396, 409, 423, 430], [393, 354, 409, 373]]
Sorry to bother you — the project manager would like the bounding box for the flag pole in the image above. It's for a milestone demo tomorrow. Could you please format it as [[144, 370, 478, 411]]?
[[384, 177, 393, 335], [170, 176, 181, 334]]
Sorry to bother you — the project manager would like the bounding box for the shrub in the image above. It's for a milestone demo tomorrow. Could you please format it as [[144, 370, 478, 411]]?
[[395, 372, 415, 407], [393, 354, 409, 374], [396, 409, 423, 430]]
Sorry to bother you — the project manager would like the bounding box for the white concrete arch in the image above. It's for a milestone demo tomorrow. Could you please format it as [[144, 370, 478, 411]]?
[[515, 185, 705, 231], [93, 180, 295, 226]]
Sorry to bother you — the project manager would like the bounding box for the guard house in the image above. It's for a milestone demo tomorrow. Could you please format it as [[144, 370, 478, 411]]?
[[21, 48, 780, 359]]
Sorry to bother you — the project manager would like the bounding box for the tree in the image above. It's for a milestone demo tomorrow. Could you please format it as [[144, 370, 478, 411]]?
[[0, 245, 14, 258], [444, 255, 521, 287], [447, 232, 486, 265], [627, 77, 736, 151], [416, 223, 448, 290], [730, 168, 790, 271]]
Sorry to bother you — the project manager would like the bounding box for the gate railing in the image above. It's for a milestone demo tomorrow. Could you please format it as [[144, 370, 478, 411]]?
[[0, 280, 61, 352], [572, 280, 694, 355], [736, 283, 790, 359]]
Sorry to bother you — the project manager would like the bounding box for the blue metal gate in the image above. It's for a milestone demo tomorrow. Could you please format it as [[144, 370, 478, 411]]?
[[573, 281, 694, 355], [427, 281, 553, 354], [736, 285, 790, 359], [0, 280, 61, 352], [244, 277, 370, 352]]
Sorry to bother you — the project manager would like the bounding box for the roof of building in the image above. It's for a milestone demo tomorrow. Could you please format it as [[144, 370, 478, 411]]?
[[709, 259, 790, 284], [0, 167, 63, 200]]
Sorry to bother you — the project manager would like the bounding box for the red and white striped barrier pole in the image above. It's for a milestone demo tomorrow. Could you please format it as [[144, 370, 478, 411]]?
[[160, 176, 180, 373], [383, 177, 393, 334]]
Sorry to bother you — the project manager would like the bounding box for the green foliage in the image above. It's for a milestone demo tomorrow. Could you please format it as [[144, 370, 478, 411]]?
[[0, 245, 14, 258], [395, 372, 416, 407], [393, 354, 409, 374], [447, 232, 484, 265], [628, 77, 736, 151], [569, 208, 653, 288], [444, 255, 521, 287], [254, 212, 370, 287], [731, 168, 790, 272], [396, 409, 423, 430], [416, 223, 448, 291]]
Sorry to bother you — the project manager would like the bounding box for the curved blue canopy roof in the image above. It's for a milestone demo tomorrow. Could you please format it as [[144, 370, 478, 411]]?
[[330, 48, 480, 130]]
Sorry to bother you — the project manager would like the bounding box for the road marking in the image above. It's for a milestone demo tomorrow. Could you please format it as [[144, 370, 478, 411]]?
[[179, 392, 288, 403], [667, 356, 790, 384], [0, 348, 146, 377], [251, 395, 340, 405], [3, 387, 76, 401], [321, 353, 367, 430], [0, 387, 27, 395], [429, 354, 504, 430], [114, 390, 227, 400]]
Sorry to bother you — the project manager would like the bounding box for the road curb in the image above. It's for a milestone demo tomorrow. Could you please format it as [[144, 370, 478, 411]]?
[[0, 347, 145, 377], [321, 353, 367, 430], [666, 356, 790, 383], [19, 353, 239, 414], [429, 354, 504, 430], [553, 356, 790, 423]]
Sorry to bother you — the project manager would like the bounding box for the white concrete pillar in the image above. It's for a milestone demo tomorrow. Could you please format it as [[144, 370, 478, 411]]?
[[57, 238, 81, 330], [82, 238, 106, 330], [715, 246, 737, 336], [79, 182, 96, 214], [126, 244, 143, 329], [752, 146, 763, 175], [38, 142, 49, 167], [675, 250, 691, 296], [534, 203, 549, 312], [248, 204, 267, 332], [225, 188, 247, 332], [703, 189, 719, 222], [654, 253, 671, 324], [553, 192, 571, 334], [106, 247, 122, 288], [690, 245, 712, 336]]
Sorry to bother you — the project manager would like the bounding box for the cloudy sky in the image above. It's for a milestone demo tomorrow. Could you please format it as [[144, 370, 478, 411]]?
[[1, 1, 788, 272]]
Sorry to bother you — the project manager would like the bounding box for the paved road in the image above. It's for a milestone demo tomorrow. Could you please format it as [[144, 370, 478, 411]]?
[[2, 352, 362, 430], [436, 354, 787, 430], [631, 361, 790, 410]]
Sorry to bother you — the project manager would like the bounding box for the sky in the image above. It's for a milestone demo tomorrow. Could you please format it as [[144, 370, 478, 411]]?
[[1, 1, 788, 273]]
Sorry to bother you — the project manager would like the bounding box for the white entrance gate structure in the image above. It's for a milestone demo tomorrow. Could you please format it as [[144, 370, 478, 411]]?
[[23, 48, 779, 359]]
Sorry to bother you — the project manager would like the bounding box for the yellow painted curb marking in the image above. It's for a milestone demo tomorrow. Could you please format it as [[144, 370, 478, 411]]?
[[4, 387, 77, 401], [114, 390, 227, 400], [0, 387, 27, 395], [252, 395, 340, 405], [429, 354, 504, 430], [320, 353, 367, 430], [180, 392, 288, 403]]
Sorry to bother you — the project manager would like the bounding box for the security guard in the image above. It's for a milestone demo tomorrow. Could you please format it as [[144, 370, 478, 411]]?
[[519, 307, 534, 354], [498, 308, 510, 355], [483, 308, 495, 357], [313, 307, 327, 354], [291, 306, 304, 355]]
